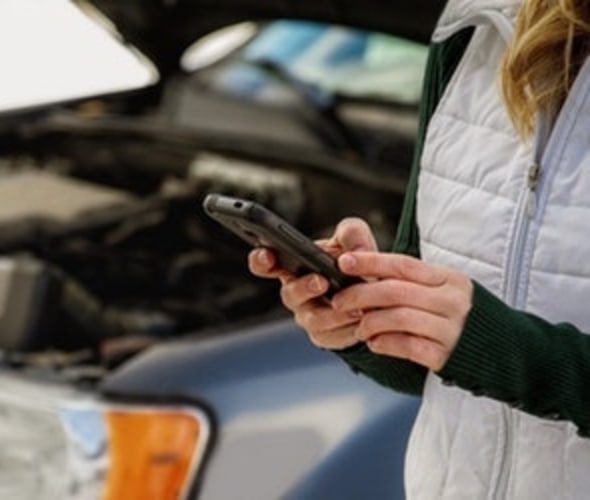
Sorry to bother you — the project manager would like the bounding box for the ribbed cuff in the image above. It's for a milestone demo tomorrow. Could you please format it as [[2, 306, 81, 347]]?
[[437, 281, 529, 399], [437, 281, 590, 434], [335, 343, 426, 396]]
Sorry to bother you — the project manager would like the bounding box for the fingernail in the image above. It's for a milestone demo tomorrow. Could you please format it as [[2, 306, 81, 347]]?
[[339, 254, 356, 270], [308, 275, 323, 293], [257, 249, 269, 265]]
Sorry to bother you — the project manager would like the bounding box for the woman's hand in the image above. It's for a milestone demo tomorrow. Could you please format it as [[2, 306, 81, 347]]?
[[248, 218, 377, 350], [331, 251, 474, 371]]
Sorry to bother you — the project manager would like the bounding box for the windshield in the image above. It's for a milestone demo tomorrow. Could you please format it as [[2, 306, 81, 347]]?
[[0, 0, 157, 114], [235, 20, 428, 104]]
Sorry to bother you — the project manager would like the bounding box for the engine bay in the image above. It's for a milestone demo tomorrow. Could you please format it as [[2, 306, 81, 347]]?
[[0, 109, 405, 376]]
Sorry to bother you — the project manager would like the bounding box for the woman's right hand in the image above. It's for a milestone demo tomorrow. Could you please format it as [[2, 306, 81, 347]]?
[[247, 217, 377, 350]]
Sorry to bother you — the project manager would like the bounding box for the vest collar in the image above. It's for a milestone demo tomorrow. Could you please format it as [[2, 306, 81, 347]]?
[[433, 0, 521, 43]]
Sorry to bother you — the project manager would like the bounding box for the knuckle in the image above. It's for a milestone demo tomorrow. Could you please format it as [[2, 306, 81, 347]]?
[[293, 311, 306, 328], [297, 309, 316, 329], [280, 276, 315, 309], [333, 286, 360, 311], [445, 290, 464, 312], [398, 255, 420, 277], [279, 284, 294, 309], [358, 314, 372, 332], [446, 288, 472, 317], [364, 310, 385, 332], [392, 307, 413, 329], [341, 286, 360, 306], [384, 280, 410, 303], [364, 252, 380, 269], [355, 328, 367, 343], [355, 317, 369, 339]]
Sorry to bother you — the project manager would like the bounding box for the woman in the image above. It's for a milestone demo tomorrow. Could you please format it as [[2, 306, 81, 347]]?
[[249, 0, 590, 498]]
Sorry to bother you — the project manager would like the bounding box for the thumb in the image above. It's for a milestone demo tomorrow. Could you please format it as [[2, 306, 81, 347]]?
[[331, 217, 378, 252]]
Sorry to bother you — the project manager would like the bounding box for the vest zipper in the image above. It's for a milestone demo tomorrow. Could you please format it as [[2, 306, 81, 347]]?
[[504, 165, 537, 305], [494, 409, 513, 499], [526, 162, 541, 217], [504, 106, 548, 303], [494, 164, 538, 499], [496, 112, 547, 499], [495, 73, 580, 494]]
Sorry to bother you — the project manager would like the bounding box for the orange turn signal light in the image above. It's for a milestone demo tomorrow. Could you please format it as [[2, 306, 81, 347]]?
[[102, 408, 209, 500]]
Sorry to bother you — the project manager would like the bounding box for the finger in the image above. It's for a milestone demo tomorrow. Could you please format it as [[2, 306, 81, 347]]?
[[294, 304, 362, 350], [338, 252, 448, 286], [366, 332, 450, 371], [248, 248, 280, 277], [315, 238, 342, 258], [280, 274, 330, 310], [306, 323, 360, 350], [294, 302, 362, 336], [248, 248, 294, 283], [332, 279, 461, 318], [326, 218, 378, 253], [354, 307, 450, 345]]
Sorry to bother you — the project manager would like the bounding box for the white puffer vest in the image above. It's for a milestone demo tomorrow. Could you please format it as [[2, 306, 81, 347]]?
[[405, 1, 590, 499]]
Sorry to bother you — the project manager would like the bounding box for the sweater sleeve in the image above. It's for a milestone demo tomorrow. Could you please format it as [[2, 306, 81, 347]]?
[[334, 28, 475, 396], [438, 282, 590, 436]]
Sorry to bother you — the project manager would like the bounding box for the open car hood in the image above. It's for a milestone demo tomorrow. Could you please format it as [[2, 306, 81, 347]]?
[[0, 0, 158, 116], [84, 0, 444, 76]]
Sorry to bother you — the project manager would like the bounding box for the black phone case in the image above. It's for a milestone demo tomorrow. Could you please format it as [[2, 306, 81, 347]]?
[[202, 193, 359, 293]]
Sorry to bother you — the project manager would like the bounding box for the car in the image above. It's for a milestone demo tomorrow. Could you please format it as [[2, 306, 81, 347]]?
[[0, 1, 442, 498]]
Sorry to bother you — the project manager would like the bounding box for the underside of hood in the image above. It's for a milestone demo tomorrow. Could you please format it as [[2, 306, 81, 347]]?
[[83, 0, 444, 76]]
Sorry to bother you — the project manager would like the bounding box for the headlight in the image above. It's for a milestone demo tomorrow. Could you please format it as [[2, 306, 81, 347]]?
[[60, 402, 211, 500]]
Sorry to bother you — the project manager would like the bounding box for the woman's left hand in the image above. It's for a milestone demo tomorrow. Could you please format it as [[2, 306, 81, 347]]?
[[331, 251, 474, 371]]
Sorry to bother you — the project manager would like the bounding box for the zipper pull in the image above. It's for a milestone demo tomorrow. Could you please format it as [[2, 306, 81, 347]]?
[[526, 162, 541, 217]]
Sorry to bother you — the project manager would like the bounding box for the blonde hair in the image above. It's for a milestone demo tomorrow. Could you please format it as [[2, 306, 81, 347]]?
[[501, 0, 590, 137]]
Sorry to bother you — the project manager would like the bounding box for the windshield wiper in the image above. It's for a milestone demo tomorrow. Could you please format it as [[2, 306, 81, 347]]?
[[241, 56, 364, 157]]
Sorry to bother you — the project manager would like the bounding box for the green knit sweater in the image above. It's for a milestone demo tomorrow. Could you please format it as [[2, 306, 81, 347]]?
[[337, 28, 590, 437]]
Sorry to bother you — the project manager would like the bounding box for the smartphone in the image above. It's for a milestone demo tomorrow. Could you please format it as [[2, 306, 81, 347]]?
[[202, 193, 360, 294]]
